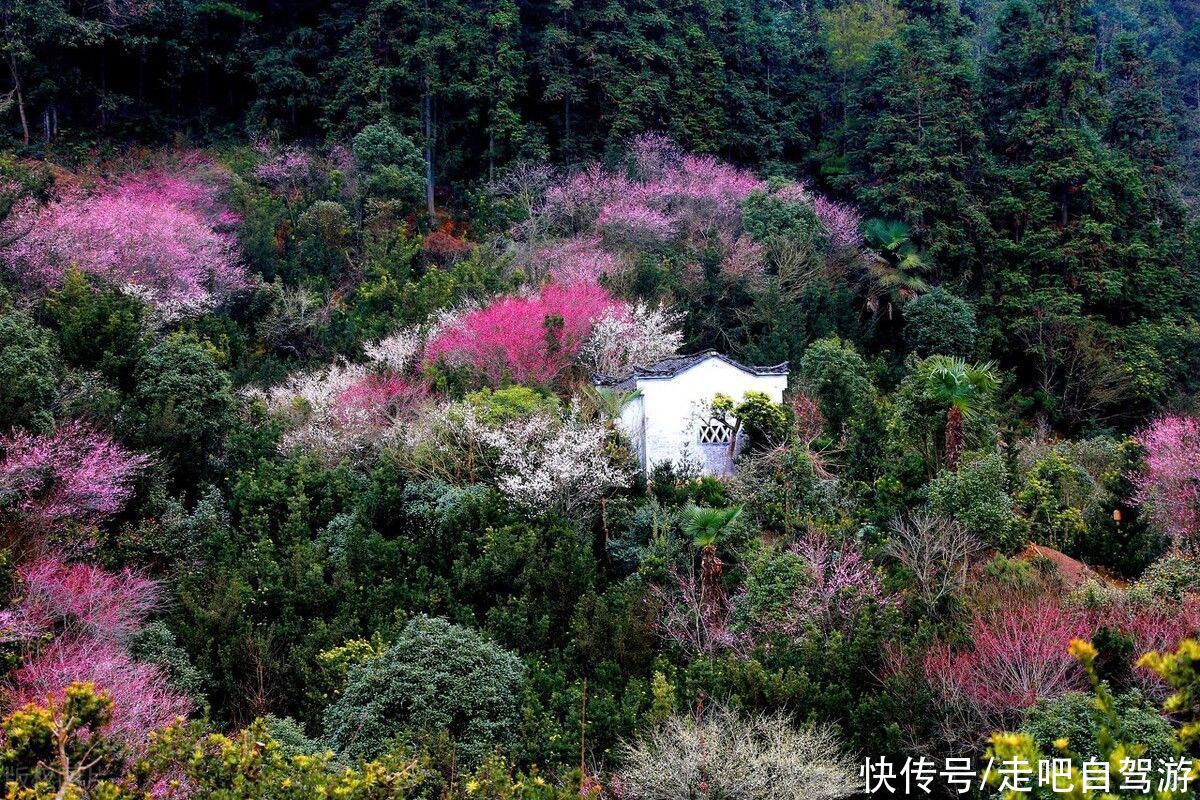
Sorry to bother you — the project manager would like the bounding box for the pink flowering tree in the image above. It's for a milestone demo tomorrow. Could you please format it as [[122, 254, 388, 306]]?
[[1103, 594, 1200, 699], [424, 282, 621, 386], [528, 134, 865, 295], [0, 558, 161, 645], [0, 422, 149, 547], [259, 360, 429, 464], [653, 564, 749, 659], [1133, 414, 1200, 549], [729, 533, 890, 642], [9, 637, 190, 748], [2, 169, 245, 317], [918, 598, 1092, 741], [533, 236, 622, 285], [1, 557, 189, 748]]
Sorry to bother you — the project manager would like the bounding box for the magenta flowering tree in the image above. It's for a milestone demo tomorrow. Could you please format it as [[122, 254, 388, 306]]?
[[2, 170, 245, 316], [1, 557, 189, 748], [0, 558, 162, 645], [1133, 414, 1200, 549], [424, 282, 621, 386], [0, 421, 150, 542], [9, 637, 190, 748]]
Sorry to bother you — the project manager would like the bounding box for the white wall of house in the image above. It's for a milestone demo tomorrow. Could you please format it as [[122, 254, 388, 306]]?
[[621, 357, 787, 476]]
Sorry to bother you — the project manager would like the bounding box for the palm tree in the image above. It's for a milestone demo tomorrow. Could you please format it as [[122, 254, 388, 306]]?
[[924, 356, 999, 470], [580, 385, 639, 430], [682, 505, 742, 593], [862, 218, 929, 319]]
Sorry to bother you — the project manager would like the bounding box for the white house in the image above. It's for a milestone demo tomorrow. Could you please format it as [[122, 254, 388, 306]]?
[[594, 350, 789, 476]]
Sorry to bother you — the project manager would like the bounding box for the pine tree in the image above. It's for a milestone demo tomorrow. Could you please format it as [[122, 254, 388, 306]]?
[[848, 0, 990, 280]]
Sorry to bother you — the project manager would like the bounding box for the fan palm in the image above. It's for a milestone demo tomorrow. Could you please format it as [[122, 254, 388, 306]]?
[[862, 218, 929, 318], [682, 504, 742, 592], [924, 356, 999, 469]]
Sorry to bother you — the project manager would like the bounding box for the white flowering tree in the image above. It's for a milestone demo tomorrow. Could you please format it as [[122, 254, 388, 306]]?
[[480, 402, 633, 518], [578, 302, 684, 377], [617, 703, 858, 800]]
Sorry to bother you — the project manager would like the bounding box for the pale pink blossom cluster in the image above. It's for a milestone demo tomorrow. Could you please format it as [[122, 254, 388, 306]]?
[[1133, 414, 1200, 549], [596, 197, 677, 249], [652, 565, 750, 659], [775, 181, 863, 248], [257, 359, 428, 463], [787, 533, 891, 635], [541, 135, 766, 249], [531, 134, 863, 287], [658, 533, 890, 658], [424, 282, 621, 386], [532, 236, 621, 285], [253, 145, 316, 189], [1, 170, 246, 316], [0, 421, 150, 538], [2, 557, 190, 748]]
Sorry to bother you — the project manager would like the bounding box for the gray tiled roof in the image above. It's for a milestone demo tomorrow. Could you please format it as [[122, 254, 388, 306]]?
[[593, 349, 788, 391]]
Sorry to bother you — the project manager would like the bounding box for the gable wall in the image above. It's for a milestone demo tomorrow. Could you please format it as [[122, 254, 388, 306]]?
[[634, 358, 787, 475]]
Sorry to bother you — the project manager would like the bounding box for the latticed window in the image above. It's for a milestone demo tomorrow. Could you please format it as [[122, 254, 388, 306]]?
[[697, 419, 734, 445]]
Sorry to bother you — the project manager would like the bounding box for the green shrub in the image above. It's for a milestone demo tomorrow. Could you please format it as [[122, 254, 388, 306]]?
[[903, 287, 977, 357], [0, 308, 59, 432], [928, 452, 1025, 551], [323, 615, 523, 764], [797, 336, 873, 432]]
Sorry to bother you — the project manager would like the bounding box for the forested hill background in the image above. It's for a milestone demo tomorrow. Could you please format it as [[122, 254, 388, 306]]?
[[6, 0, 1200, 424]]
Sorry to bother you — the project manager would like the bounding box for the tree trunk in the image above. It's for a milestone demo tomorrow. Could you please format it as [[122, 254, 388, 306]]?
[[945, 405, 964, 470], [8, 55, 28, 145], [423, 85, 435, 222]]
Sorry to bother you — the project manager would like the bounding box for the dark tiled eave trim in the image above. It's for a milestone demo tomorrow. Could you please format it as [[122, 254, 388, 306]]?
[[593, 350, 788, 389]]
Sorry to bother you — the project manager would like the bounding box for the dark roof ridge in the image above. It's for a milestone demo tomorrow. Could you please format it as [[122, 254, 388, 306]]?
[[594, 350, 788, 388]]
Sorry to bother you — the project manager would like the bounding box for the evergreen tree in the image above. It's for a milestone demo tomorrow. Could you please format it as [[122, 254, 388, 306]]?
[[849, 0, 990, 279]]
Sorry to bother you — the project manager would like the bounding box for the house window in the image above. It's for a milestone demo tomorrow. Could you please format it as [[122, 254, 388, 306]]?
[[697, 419, 734, 445]]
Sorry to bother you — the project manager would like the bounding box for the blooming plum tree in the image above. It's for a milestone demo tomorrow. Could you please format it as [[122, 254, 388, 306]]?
[[478, 403, 632, 516], [424, 282, 620, 386], [0, 421, 149, 540], [1134, 414, 1200, 549], [0, 558, 161, 646], [2, 170, 245, 316]]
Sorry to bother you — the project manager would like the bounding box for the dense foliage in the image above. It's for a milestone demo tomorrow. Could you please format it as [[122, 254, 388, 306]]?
[[0, 0, 1197, 796]]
